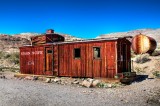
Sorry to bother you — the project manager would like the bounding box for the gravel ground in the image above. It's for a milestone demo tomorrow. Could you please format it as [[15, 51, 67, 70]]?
[[0, 72, 160, 106]]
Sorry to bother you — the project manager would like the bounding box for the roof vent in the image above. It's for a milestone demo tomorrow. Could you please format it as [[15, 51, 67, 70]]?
[[46, 29, 54, 34]]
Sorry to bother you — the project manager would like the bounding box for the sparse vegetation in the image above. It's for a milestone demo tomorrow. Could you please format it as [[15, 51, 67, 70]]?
[[135, 54, 150, 64], [0, 51, 5, 59], [0, 51, 20, 72], [151, 50, 160, 56], [152, 71, 160, 78], [0, 67, 19, 72], [6, 52, 20, 64], [134, 67, 145, 74]]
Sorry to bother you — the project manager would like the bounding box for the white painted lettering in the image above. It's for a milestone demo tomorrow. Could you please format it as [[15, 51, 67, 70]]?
[[21, 51, 43, 55]]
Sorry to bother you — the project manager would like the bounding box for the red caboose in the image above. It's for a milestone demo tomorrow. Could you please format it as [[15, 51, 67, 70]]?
[[20, 30, 131, 78]]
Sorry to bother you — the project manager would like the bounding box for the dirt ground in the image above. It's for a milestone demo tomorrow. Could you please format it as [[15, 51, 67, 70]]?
[[0, 72, 160, 106]]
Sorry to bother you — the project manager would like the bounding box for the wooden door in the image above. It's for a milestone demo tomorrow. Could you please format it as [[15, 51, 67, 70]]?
[[92, 47, 102, 78], [45, 47, 53, 75]]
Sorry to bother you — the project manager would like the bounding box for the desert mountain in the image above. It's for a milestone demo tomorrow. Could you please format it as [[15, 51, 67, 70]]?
[[0, 34, 30, 53], [0, 32, 82, 52], [97, 28, 160, 42]]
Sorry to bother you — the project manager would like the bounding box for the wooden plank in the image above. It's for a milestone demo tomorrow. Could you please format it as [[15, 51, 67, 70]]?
[[53, 45, 58, 75], [63, 44, 68, 76], [58, 45, 65, 76], [93, 60, 101, 77], [85, 43, 89, 77], [39, 46, 44, 75], [106, 42, 115, 78], [101, 42, 107, 77], [81, 44, 86, 77], [68, 44, 72, 76], [87, 43, 93, 77], [14, 73, 55, 78]]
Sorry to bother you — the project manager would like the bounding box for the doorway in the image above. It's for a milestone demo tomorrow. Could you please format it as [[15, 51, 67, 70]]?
[[122, 44, 127, 72], [45, 47, 53, 75]]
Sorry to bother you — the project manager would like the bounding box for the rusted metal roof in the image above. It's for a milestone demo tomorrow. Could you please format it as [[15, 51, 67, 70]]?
[[21, 37, 130, 47]]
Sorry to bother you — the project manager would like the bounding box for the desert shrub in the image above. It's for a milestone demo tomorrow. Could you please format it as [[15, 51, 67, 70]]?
[[1, 52, 20, 65], [7, 52, 19, 64], [0, 68, 2, 71], [135, 54, 150, 64], [0, 51, 5, 59], [0, 52, 12, 59], [0, 67, 19, 72], [151, 50, 160, 56], [152, 71, 160, 78], [134, 67, 145, 73], [4, 53, 11, 59]]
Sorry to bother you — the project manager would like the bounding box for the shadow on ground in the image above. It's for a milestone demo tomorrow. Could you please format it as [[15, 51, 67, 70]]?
[[134, 75, 149, 83]]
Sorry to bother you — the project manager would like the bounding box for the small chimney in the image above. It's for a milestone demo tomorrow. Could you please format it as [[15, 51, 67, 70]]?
[[46, 29, 54, 34]]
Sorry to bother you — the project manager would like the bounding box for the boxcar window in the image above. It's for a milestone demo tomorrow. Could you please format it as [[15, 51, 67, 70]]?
[[93, 47, 100, 59], [47, 50, 52, 54], [74, 48, 81, 58]]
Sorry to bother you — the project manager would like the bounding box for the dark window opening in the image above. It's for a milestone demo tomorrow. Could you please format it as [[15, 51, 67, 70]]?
[[93, 47, 100, 59], [74, 48, 81, 58], [47, 50, 52, 54]]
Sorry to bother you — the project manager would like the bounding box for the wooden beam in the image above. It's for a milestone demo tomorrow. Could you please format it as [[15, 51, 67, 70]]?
[[14, 73, 55, 78]]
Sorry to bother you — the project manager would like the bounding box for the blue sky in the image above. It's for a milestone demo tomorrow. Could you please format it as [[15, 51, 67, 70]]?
[[0, 0, 160, 38]]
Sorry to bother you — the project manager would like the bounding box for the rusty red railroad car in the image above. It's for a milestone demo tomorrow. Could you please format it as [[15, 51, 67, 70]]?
[[20, 30, 131, 78]]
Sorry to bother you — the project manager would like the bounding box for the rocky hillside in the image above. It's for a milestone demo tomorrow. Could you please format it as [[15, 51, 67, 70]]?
[[57, 33, 83, 41], [0, 32, 82, 53], [97, 28, 160, 42], [0, 34, 30, 53], [13, 33, 40, 40]]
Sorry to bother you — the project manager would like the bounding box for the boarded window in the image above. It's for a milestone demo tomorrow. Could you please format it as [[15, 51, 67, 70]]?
[[93, 47, 100, 59], [47, 50, 52, 54], [74, 48, 81, 58]]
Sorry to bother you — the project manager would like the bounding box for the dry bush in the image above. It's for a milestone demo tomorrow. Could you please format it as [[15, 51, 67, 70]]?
[[1, 52, 19, 65], [0, 51, 5, 59], [151, 50, 160, 56], [135, 54, 151, 64], [134, 67, 145, 74], [152, 71, 160, 78], [8, 52, 19, 65]]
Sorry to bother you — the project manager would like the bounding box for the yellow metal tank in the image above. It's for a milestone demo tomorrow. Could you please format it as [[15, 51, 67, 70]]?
[[131, 34, 157, 54]]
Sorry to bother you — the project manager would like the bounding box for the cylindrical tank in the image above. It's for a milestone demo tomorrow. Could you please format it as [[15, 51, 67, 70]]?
[[131, 34, 157, 54]]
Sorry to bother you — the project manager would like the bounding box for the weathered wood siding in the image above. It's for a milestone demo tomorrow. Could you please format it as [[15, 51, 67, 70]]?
[[20, 46, 44, 75], [57, 41, 117, 78], [20, 38, 131, 78], [20, 45, 57, 76]]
